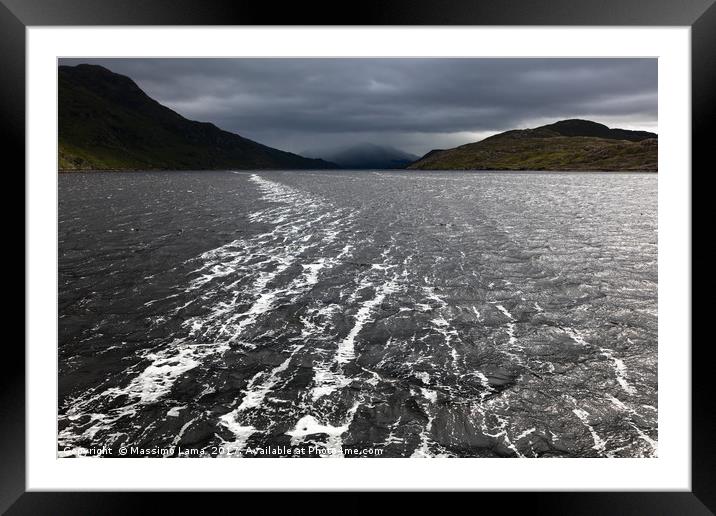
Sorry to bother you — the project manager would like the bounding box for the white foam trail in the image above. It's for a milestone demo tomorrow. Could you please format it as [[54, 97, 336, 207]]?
[[337, 278, 398, 364], [496, 305, 517, 345], [171, 417, 197, 448], [182, 174, 355, 347], [564, 327, 636, 395], [287, 415, 350, 439], [606, 395, 657, 455], [572, 408, 607, 454], [310, 274, 399, 400], [209, 176, 363, 452], [287, 403, 360, 458], [516, 427, 536, 441], [243, 348, 302, 413], [470, 370, 494, 402], [423, 286, 448, 308], [495, 304, 514, 320], [480, 412, 525, 458], [600, 349, 637, 395], [217, 422, 256, 455], [423, 286, 463, 371], [58, 338, 229, 455], [167, 405, 185, 417], [415, 371, 431, 385], [563, 327, 588, 346], [493, 304, 526, 367], [421, 387, 438, 404], [60, 174, 355, 453], [410, 416, 436, 458], [125, 342, 225, 404], [309, 365, 353, 402]]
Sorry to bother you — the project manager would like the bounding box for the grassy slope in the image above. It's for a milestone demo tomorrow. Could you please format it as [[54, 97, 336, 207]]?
[[58, 65, 333, 171], [408, 128, 658, 172]]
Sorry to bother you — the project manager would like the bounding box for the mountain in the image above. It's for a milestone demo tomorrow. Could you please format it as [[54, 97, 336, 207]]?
[[537, 119, 656, 142], [408, 119, 657, 172], [58, 64, 336, 171], [303, 143, 419, 169]]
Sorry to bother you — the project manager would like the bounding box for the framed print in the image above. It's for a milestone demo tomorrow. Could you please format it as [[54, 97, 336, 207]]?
[[6, 0, 714, 513]]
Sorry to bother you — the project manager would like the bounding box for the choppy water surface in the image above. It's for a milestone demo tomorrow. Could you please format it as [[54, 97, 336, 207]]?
[[58, 170, 657, 458]]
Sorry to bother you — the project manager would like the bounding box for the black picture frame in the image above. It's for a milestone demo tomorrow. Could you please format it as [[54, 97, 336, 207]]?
[[5, 0, 713, 513]]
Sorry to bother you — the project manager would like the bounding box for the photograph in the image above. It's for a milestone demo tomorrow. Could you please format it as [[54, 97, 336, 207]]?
[[57, 57, 658, 459]]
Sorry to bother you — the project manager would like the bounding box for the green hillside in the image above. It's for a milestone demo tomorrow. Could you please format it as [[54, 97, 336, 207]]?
[[58, 64, 335, 171], [408, 120, 657, 172]]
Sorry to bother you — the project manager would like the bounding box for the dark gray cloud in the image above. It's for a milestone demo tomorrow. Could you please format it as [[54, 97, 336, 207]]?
[[58, 58, 657, 156]]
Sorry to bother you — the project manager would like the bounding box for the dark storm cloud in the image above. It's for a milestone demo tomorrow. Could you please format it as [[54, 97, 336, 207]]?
[[58, 58, 657, 155]]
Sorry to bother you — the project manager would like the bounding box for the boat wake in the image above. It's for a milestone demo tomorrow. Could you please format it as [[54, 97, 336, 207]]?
[[58, 171, 658, 458]]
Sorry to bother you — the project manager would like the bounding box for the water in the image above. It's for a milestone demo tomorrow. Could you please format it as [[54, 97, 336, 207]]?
[[58, 170, 657, 458]]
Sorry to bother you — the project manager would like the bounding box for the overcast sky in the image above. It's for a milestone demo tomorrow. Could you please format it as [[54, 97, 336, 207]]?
[[59, 58, 657, 156]]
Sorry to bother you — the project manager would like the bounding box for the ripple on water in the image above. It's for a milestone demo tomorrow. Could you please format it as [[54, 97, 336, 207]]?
[[58, 170, 658, 458]]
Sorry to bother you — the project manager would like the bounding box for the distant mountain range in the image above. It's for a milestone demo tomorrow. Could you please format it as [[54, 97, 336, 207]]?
[[58, 65, 335, 171], [58, 65, 657, 173], [408, 120, 657, 171], [302, 143, 419, 169]]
